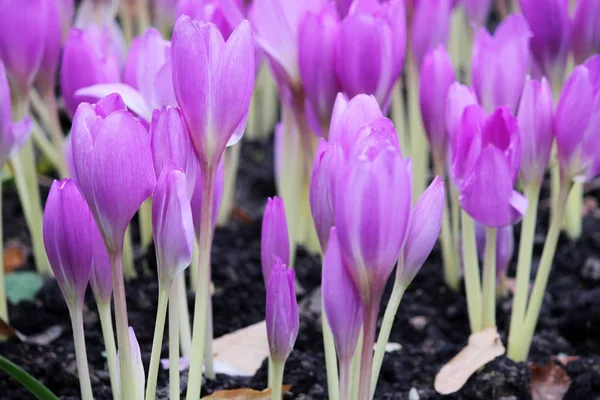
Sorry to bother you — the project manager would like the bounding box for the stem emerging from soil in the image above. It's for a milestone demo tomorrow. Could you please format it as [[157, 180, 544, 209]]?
[[69, 303, 94, 400], [146, 287, 169, 400], [507, 182, 540, 359], [186, 165, 215, 400], [461, 211, 483, 333], [349, 329, 363, 400], [564, 182, 583, 240], [482, 227, 497, 328], [513, 182, 571, 361], [370, 280, 405, 398], [97, 300, 119, 400], [270, 359, 285, 400], [358, 303, 379, 400], [321, 297, 339, 400], [176, 274, 191, 357], [169, 282, 180, 400]]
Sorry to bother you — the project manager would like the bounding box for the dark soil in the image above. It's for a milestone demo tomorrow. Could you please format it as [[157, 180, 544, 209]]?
[[2, 138, 600, 399]]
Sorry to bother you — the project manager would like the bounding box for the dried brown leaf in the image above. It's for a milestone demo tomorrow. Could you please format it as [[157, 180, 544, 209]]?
[[0, 318, 17, 338], [0, 317, 63, 345], [434, 327, 505, 395], [3, 244, 26, 273], [232, 206, 254, 225], [530, 360, 571, 400], [213, 321, 270, 376], [202, 386, 290, 399]]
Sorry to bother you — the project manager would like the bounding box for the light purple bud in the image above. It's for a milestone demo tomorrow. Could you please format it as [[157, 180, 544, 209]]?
[[571, 0, 600, 65], [153, 161, 195, 286], [61, 27, 122, 118], [172, 17, 255, 167], [35, 0, 63, 94], [335, 144, 411, 304], [445, 82, 478, 160], [299, 4, 341, 138], [261, 196, 291, 286], [517, 77, 554, 185], [123, 37, 142, 90], [471, 14, 530, 113], [322, 227, 363, 361], [419, 45, 456, 162], [410, 0, 451, 67], [71, 95, 156, 254], [0, 0, 46, 95], [43, 179, 94, 306], [399, 176, 444, 286], [463, 0, 492, 27], [90, 218, 112, 305], [126, 327, 146, 400], [177, 0, 245, 40], [0, 62, 32, 167], [265, 259, 299, 364]]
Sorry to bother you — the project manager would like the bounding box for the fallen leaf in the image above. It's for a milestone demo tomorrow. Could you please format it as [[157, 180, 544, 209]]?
[[213, 321, 270, 376], [3, 244, 26, 273], [202, 386, 290, 399], [434, 327, 505, 395], [232, 206, 254, 225], [4, 271, 43, 303], [0, 318, 63, 345], [530, 360, 571, 400], [553, 355, 580, 366]]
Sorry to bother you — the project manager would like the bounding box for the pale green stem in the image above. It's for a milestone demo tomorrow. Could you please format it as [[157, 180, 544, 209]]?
[[246, 85, 260, 140], [371, 280, 405, 398], [450, 185, 461, 275], [10, 95, 50, 275], [339, 356, 352, 400], [123, 227, 136, 280], [185, 165, 215, 400], [449, 5, 462, 69], [507, 182, 540, 360], [482, 227, 497, 328], [461, 211, 483, 333], [407, 50, 428, 203], [270, 359, 285, 400], [31, 120, 66, 176], [390, 80, 408, 154], [190, 239, 199, 292], [260, 66, 279, 138], [0, 185, 6, 322], [513, 183, 570, 361], [267, 356, 273, 388], [434, 159, 460, 291], [145, 287, 169, 400], [169, 283, 180, 400], [134, 0, 151, 35], [139, 198, 153, 250], [175, 274, 191, 357], [41, 87, 67, 177], [97, 300, 119, 400], [564, 182, 583, 240], [322, 297, 339, 400], [357, 303, 378, 400], [69, 303, 94, 400], [349, 329, 363, 400], [119, 4, 134, 45], [218, 141, 241, 226], [110, 250, 136, 400], [204, 287, 215, 379]]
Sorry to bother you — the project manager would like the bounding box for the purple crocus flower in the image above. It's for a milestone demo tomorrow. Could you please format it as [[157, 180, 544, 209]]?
[[410, 0, 451, 67], [261, 197, 291, 286], [571, 0, 600, 65], [90, 219, 112, 305]]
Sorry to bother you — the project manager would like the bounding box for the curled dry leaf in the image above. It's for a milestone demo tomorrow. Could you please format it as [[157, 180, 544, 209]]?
[[202, 385, 291, 399], [0, 318, 64, 345], [213, 321, 270, 376], [434, 327, 505, 395], [3, 243, 26, 273], [530, 360, 571, 400]]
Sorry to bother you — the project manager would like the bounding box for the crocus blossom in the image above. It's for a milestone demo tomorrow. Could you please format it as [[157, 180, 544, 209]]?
[[265, 259, 299, 364], [90, 220, 112, 305], [571, 0, 600, 65], [517, 77, 554, 186], [0, 62, 32, 166], [445, 82, 478, 157], [520, 0, 570, 87], [323, 227, 363, 361], [71, 94, 156, 253], [261, 197, 291, 286], [398, 176, 445, 286], [410, 0, 451, 67], [152, 161, 195, 287], [43, 179, 94, 306], [471, 14, 530, 113], [454, 106, 527, 227], [61, 26, 122, 117], [177, 0, 245, 40], [463, 0, 492, 27], [555, 57, 600, 183], [171, 16, 255, 167], [0, 0, 46, 95], [299, 3, 341, 137], [35, 0, 63, 94], [336, 0, 406, 108], [419, 45, 455, 163]]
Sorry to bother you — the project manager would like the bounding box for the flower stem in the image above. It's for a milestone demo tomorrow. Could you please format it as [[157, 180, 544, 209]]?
[[139, 198, 153, 250], [482, 227, 497, 328], [217, 142, 242, 226], [185, 165, 215, 400], [512, 183, 571, 361], [145, 287, 169, 400], [370, 280, 405, 398], [461, 211, 483, 333], [407, 49, 428, 203], [564, 182, 583, 240], [190, 239, 199, 292], [270, 359, 285, 400], [123, 226, 136, 280], [69, 303, 94, 400], [322, 297, 339, 400], [349, 329, 363, 400], [175, 274, 191, 357], [169, 282, 180, 400], [390, 79, 408, 154], [507, 182, 540, 360], [97, 300, 119, 400], [339, 356, 352, 400], [110, 251, 136, 400], [204, 287, 215, 379], [30, 120, 66, 176], [358, 303, 379, 400]]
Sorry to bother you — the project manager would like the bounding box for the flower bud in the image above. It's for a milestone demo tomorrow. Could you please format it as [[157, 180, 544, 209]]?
[[261, 197, 290, 286]]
